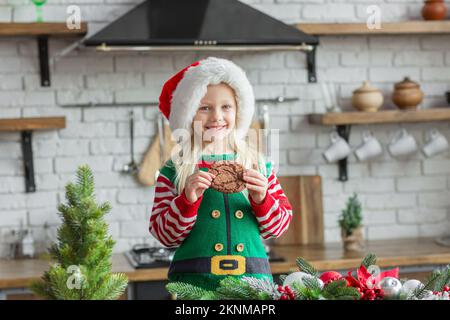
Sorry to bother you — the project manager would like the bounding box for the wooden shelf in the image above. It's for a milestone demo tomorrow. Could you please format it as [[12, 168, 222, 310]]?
[[297, 20, 450, 35], [0, 22, 87, 37], [309, 108, 450, 126], [0, 23, 88, 87], [0, 117, 66, 132], [0, 117, 66, 192]]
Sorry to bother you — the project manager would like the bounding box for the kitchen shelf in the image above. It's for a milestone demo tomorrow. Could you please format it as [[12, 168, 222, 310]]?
[[0, 117, 66, 192], [308, 108, 450, 181], [296, 20, 450, 36], [0, 22, 88, 87]]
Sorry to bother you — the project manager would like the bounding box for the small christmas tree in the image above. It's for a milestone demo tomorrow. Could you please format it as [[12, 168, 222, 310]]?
[[338, 193, 363, 236], [31, 165, 128, 300]]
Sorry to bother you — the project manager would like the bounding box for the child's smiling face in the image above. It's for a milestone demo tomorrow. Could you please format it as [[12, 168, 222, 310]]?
[[193, 83, 237, 145]]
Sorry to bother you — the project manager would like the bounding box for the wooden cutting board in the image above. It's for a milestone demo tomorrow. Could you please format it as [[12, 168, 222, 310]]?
[[272, 175, 324, 245]]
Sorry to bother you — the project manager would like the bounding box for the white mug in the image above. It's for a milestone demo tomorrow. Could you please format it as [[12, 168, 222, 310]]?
[[422, 129, 449, 157], [323, 131, 352, 163], [388, 128, 418, 157], [355, 130, 383, 161]]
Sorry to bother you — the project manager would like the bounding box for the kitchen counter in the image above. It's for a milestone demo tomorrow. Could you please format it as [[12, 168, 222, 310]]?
[[1, 237, 449, 290]]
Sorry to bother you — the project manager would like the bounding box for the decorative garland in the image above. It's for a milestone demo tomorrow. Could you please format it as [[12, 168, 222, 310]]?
[[166, 253, 450, 300]]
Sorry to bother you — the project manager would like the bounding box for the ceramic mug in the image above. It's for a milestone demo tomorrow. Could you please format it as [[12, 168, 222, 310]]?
[[323, 131, 352, 163], [422, 128, 449, 157], [355, 130, 383, 161], [388, 128, 418, 157]]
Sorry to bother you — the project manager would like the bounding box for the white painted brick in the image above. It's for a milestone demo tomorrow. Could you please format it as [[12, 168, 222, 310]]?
[[57, 89, 113, 105], [90, 138, 130, 155], [117, 120, 155, 137], [320, 36, 369, 51], [363, 210, 397, 226], [356, 4, 409, 22], [318, 67, 367, 83], [59, 122, 116, 139], [277, 165, 316, 176], [446, 52, 450, 65], [0, 210, 27, 226], [107, 204, 148, 222], [83, 108, 143, 122], [114, 88, 160, 104], [394, 52, 444, 66], [55, 156, 114, 173], [322, 179, 344, 196], [323, 213, 339, 229], [324, 227, 341, 243], [315, 50, 340, 68], [93, 172, 142, 189], [369, 36, 420, 50], [369, 67, 420, 82], [0, 75, 22, 90], [0, 159, 22, 175], [0, 91, 55, 107], [0, 176, 24, 193], [423, 159, 450, 175], [55, 57, 114, 74], [281, 133, 316, 149], [370, 161, 421, 177], [323, 194, 353, 213], [419, 222, 450, 237], [28, 207, 61, 226], [0, 141, 21, 159], [231, 53, 284, 70], [398, 207, 447, 225], [86, 73, 143, 89], [287, 84, 323, 100], [253, 4, 302, 23], [421, 35, 450, 50], [0, 57, 37, 72], [26, 191, 58, 209], [344, 178, 395, 193], [115, 56, 174, 73], [268, 116, 290, 133], [117, 188, 155, 205], [367, 225, 419, 240], [253, 85, 284, 100], [340, 52, 369, 66], [369, 51, 394, 66], [35, 158, 54, 174], [107, 222, 121, 239], [366, 193, 416, 209], [285, 52, 307, 68], [80, 5, 131, 22], [24, 74, 84, 90], [34, 140, 57, 158], [12, 5, 67, 22], [22, 107, 82, 122], [0, 6, 12, 22], [288, 149, 325, 165], [397, 176, 446, 192], [421, 83, 450, 97], [0, 108, 21, 119], [302, 4, 356, 21], [318, 163, 370, 179], [55, 140, 90, 156], [419, 192, 450, 208], [35, 174, 59, 191], [421, 96, 447, 109], [120, 221, 151, 237], [260, 69, 308, 84], [422, 67, 450, 81]]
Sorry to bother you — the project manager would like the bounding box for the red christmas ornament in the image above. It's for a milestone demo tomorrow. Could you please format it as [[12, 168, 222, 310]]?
[[320, 271, 343, 284]]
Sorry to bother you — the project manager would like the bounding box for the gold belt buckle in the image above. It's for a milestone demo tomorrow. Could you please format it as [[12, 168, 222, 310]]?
[[211, 255, 246, 275]]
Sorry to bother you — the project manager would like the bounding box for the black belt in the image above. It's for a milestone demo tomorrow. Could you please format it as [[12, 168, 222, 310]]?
[[168, 256, 271, 276]]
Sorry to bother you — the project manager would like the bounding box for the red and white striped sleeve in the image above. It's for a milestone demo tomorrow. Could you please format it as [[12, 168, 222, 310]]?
[[249, 169, 293, 240], [149, 172, 202, 248]]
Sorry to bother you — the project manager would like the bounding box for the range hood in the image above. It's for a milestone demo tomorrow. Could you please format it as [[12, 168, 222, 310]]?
[[84, 0, 319, 82]]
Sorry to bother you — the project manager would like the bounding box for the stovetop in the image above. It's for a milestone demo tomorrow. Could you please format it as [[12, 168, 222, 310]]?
[[125, 244, 286, 269]]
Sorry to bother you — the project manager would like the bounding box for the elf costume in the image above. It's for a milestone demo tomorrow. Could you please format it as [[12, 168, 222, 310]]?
[[149, 57, 293, 290]]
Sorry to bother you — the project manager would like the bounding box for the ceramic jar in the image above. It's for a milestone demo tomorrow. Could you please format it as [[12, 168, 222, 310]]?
[[422, 0, 448, 20], [352, 81, 384, 112], [392, 77, 424, 110]]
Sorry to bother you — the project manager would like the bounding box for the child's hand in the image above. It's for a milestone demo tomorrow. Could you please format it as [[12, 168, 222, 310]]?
[[243, 168, 268, 204], [184, 171, 216, 203]]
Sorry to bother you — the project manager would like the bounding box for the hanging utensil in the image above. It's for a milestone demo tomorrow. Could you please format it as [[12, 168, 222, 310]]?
[[122, 111, 139, 175]]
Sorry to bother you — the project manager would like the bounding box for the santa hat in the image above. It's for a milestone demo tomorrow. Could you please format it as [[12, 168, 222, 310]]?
[[158, 57, 255, 140]]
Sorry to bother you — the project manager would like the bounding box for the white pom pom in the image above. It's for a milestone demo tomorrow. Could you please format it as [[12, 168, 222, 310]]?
[[400, 279, 423, 295], [283, 272, 324, 289]]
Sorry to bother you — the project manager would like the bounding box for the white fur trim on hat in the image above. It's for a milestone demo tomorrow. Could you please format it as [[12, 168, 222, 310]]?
[[169, 57, 255, 140]]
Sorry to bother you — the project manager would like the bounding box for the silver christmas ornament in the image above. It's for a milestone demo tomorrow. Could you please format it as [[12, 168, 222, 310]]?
[[283, 272, 324, 289], [378, 277, 402, 299], [400, 279, 423, 296]]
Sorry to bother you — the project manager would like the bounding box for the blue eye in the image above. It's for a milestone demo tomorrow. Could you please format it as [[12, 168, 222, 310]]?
[[199, 106, 210, 111], [223, 105, 232, 109]]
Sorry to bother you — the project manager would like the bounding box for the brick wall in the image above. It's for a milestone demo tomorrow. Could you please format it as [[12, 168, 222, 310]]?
[[0, 0, 449, 257]]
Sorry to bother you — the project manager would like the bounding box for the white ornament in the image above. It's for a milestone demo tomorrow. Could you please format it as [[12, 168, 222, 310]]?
[[400, 279, 423, 295], [378, 277, 402, 299], [283, 272, 324, 289]]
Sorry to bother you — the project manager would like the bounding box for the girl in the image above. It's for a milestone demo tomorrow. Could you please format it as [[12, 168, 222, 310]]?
[[149, 57, 293, 290]]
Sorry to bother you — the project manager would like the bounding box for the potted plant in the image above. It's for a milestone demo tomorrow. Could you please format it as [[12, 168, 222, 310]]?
[[338, 193, 364, 252]]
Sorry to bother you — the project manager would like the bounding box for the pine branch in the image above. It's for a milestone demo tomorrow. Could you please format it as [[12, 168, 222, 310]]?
[[295, 257, 319, 277], [166, 282, 214, 300], [322, 279, 360, 300], [361, 253, 377, 269]]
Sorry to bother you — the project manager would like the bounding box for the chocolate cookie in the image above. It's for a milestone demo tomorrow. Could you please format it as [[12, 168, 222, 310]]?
[[209, 161, 246, 194]]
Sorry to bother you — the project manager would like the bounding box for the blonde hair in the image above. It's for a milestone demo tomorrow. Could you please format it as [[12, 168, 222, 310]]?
[[170, 124, 267, 197]]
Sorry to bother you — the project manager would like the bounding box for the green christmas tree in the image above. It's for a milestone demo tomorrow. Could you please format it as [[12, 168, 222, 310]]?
[[338, 193, 363, 236], [31, 165, 128, 300]]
